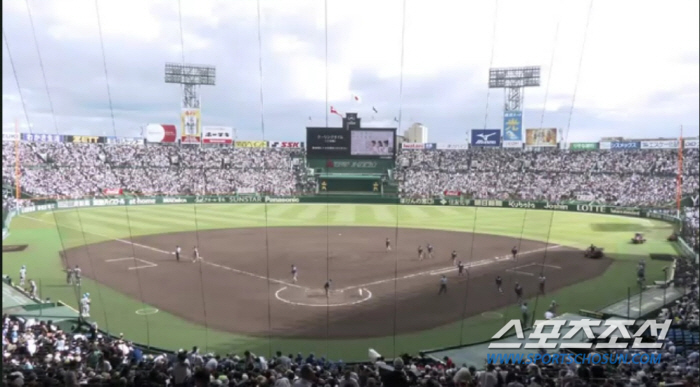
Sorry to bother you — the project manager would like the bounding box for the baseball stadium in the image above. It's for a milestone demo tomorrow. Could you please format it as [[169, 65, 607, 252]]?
[[2, 1, 699, 386]]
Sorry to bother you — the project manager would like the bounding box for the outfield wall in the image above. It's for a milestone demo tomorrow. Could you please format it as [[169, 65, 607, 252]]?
[[4, 194, 697, 261]]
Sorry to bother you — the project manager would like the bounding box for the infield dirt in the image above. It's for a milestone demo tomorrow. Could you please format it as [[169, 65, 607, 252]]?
[[62, 226, 610, 339]]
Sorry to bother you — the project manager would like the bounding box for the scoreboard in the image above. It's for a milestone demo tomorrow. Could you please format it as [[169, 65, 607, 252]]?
[[306, 127, 395, 159]]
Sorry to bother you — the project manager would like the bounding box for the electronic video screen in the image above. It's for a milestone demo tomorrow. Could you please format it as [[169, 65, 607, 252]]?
[[350, 130, 395, 157], [306, 128, 350, 157]]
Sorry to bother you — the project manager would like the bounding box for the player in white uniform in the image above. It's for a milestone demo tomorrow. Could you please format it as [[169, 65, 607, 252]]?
[[29, 280, 38, 298], [81, 293, 91, 318], [291, 265, 298, 283], [73, 265, 82, 286], [175, 245, 182, 262], [192, 246, 203, 263], [19, 265, 27, 286]]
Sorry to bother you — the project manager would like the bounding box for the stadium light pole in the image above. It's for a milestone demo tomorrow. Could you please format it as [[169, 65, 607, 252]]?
[[488, 66, 541, 112], [164, 62, 216, 112]]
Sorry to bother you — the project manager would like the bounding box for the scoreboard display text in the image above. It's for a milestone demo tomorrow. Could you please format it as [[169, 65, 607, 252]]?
[[306, 127, 395, 159]]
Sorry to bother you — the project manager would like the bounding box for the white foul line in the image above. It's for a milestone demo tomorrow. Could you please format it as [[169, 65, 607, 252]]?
[[105, 257, 135, 262], [338, 245, 561, 292], [22, 214, 306, 290]]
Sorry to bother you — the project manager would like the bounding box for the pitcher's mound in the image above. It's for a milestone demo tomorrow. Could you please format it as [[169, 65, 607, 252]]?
[[275, 286, 373, 307]]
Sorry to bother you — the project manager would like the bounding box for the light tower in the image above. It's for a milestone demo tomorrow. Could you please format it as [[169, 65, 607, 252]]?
[[487, 66, 540, 146], [164, 63, 216, 143]]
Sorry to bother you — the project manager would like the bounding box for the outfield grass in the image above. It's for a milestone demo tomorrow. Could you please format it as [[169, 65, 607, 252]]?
[[2, 204, 676, 361]]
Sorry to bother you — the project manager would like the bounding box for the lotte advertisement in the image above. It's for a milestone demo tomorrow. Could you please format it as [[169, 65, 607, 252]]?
[[181, 108, 202, 144]]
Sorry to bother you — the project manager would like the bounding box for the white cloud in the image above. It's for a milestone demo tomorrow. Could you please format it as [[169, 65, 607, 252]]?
[[1, 0, 698, 142]]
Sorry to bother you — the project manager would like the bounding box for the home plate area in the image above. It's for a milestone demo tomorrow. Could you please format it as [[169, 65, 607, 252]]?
[[104, 257, 158, 270], [506, 262, 562, 277]]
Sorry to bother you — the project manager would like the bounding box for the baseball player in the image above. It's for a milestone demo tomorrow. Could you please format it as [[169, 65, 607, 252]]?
[[451, 250, 457, 265], [74, 265, 82, 286], [175, 245, 181, 262], [438, 275, 448, 295], [511, 246, 518, 260], [417, 245, 424, 260], [514, 282, 523, 303], [291, 265, 298, 283], [29, 279, 38, 298], [457, 261, 465, 276], [324, 279, 332, 296], [495, 275, 503, 293], [192, 246, 202, 263], [19, 265, 27, 287], [427, 243, 434, 259], [66, 267, 74, 285], [81, 293, 91, 318], [538, 275, 546, 294], [385, 238, 392, 252]]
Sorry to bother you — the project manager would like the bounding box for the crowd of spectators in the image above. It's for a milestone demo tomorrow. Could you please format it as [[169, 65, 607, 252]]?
[[395, 148, 699, 207], [1, 142, 308, 198]]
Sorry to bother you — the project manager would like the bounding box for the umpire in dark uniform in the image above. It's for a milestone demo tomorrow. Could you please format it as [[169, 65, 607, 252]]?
[[438, 275, 448, 294]]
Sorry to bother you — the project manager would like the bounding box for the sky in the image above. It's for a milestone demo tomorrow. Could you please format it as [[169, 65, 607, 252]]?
[[2, 0, 699, 143]]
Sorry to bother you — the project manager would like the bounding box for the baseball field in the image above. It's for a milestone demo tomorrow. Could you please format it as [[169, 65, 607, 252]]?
[[1, 203, 677, 360]]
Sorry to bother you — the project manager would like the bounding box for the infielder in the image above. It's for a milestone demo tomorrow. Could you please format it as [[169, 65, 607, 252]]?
[[427, 243, 434, 259], [192, 246, 203, 263], [385, 238, 391, 252], [438, 275, 448, 295], [175, 245, 181, 261], [291, 265, 298, 283]]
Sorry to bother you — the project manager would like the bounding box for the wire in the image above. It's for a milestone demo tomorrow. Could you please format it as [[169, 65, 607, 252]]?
[[24, 0, 59, 135], [93, 0, 117, 137], [391, 0, 408, 357], [482, 0, 500, 130], [458, 206, 479, 345], [563, 0, 594, 146], [192, 203, 210, 352], [255, 0, 274, 358], [178, 0, 186, 64], [73, 209, 112, 333], [537, 5, 563, 129], [324, 0, 329, 128], [2, 30, 33, 134]]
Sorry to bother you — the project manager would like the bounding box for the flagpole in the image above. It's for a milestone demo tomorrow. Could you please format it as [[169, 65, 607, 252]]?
[[675, 125, 683, 218]]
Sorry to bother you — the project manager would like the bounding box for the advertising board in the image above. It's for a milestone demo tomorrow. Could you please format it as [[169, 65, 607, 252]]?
[[202, 126, 234, 144], [525, 128, 558, 147], [640, 140, 679, 150], [610, 141, 640, 150], [470, 129, 501, 147], [181, 108, 201, 144], [270, 141, 304, 148], [145, 124, 178, 143], [436, 143, 469, 150]]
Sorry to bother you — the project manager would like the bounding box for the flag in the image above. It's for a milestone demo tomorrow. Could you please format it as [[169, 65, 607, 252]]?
[[352, 94, 361, 103], [393, 117, 399, 122], [330, 106, 343, 118], [372, 106, 378, 113], [308, 116, 312, 121]]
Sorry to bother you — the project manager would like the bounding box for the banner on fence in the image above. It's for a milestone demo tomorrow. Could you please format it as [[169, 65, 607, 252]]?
[[103, 188, 123, 195], [525, 128, 558, 147], [401, 143, 425, 149], [270, 141, 304, 148], [569, 142, 599, 150], [502, 141, 522, 148], [444, 191, 461, 197], [610, 141, 640, 150], [640, 140, 679, 150], [503, 111, 522, 141], [683, 139, 699, 149], [21, 133, 64, 143], [436, 143, 469, 150], [202, 126, 234, 144], [470, 130, 501, 147], [2, 132, 19, 142], [66, 135, 108, 143], [235, 140, 268, 148], [106, 137, 144, 145], [181, 108, 202, 144]]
